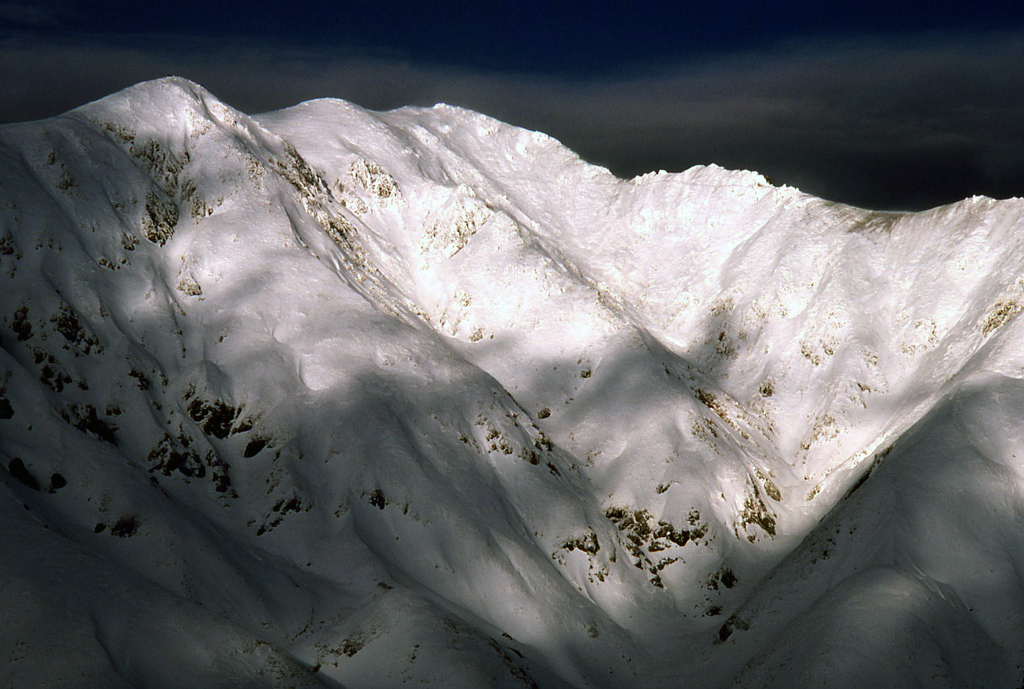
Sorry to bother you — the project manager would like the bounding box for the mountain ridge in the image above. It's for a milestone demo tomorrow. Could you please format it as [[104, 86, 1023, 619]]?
[[2, 76, 1024, 687]]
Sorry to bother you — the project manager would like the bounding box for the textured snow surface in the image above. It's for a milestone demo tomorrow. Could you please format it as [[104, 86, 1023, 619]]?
[[2, 77, 1024, 687]]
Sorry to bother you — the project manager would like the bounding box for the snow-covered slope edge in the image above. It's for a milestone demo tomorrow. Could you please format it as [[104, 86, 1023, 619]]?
[[2, 77, 1023, 687]]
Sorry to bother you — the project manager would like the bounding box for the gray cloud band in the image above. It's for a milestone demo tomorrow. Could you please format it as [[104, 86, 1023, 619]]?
[[3, 32, 1023, 210]]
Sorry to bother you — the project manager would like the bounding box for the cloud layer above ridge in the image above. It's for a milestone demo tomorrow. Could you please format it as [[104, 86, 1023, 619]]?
[[3, 30, 1023, 211]]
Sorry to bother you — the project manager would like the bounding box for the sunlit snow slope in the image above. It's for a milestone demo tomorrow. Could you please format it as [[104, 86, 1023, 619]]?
[[3, 77, 1024, 687]]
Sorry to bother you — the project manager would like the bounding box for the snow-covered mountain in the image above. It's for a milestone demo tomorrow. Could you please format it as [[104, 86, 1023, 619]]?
[[3, 77, 1024, 687]]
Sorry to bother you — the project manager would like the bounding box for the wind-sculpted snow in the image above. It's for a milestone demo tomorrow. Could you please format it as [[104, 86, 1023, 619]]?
[[2, 77, 1024, 687]]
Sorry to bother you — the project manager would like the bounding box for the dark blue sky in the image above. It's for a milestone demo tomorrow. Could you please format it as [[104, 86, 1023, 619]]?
[[4, 1, 1024, 210], [17, 1, 1022, 72]]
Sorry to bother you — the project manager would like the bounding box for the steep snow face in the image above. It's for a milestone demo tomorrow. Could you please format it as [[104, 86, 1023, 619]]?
[[2, 77, 1024, 687]]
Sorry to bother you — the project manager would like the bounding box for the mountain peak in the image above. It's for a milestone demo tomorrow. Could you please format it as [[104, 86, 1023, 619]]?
[[2, 80, 1024, 687], [69, 76, 209, 122]]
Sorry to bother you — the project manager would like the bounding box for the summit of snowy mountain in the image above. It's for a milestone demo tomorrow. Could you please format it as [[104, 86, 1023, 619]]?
[[2, 77, 1024, 687]]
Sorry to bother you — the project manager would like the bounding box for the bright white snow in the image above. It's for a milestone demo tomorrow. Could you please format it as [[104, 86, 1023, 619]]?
[[1, 77, 1024, 687]]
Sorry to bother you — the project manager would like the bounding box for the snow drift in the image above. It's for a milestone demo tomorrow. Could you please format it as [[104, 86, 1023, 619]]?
[[2, 77, 1024, 687]]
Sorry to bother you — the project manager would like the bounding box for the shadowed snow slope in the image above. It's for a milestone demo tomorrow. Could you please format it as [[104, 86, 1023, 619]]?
[[2, 77, 1024, 687]]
